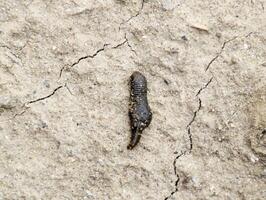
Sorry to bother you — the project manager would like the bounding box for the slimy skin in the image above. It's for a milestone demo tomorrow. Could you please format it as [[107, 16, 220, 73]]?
[[128, 71, 152, 150]]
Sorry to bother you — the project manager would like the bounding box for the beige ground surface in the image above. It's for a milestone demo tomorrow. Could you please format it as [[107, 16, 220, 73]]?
[[0, 0, 265, 199]]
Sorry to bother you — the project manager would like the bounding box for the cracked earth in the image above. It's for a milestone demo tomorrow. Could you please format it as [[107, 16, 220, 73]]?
[[0, 0, 266, 199]]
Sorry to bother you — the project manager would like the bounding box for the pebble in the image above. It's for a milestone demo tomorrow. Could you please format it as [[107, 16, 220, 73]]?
[[249, 154, 259, 163]]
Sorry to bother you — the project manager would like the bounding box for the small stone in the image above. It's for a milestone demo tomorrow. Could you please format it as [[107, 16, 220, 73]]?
[[230, 57, 238, 65], [190, 24, 209, 33], [191, 176, 201, 187], [181, 35, 188, 41], [216, 33, 222, 38], [41, 121, 48, 129], [43, 80, 50, 88], [243, 43, 249, 49], [249, 154, 259, 163], [163, 79, 169, 85], [85, 190, 94, 197], [228, 121, 235, 128]]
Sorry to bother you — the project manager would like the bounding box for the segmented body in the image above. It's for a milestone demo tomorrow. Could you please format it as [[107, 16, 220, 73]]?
[[128, 71, 152, 150]]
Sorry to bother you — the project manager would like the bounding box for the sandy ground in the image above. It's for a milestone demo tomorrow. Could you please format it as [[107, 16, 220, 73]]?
[[0, 0, 266, 199]]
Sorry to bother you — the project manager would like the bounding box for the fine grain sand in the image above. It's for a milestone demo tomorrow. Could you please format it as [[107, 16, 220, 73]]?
[[0, 0, 265, 199]]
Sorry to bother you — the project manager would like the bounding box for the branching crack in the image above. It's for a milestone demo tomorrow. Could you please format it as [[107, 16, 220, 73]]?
[[205, 37, 237, 71], [59, 44, 109, 79], [27, 85, 63, 104], [205, 32, 255, 72], [113, 34, 137, 55], [59, 37, 134, 79], [165, 76, 213, 199], [119, 0, 145, 29], [125, 34, 137, 55], [165, 32, 255, 198]]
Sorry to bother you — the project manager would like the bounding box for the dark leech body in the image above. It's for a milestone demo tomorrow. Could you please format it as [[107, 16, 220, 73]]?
[[128, 71, 152, 150]]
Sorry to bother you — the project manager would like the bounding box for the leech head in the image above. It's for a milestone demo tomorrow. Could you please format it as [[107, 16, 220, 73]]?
[[130, 71, 147, 86]]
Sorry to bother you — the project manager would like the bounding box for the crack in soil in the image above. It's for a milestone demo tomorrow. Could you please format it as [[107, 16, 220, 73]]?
[[119, 0, 145, 30], [112, 39, 127, 49], [196, 77, 213, 96], [205, 32, 255, 72], [113, 34, 137, 55], [205, 37, 238, 71], [11, 85, 65, 119], [187, 98, 202, 129], [164, 78, 212, 200], [70, 44, 110, 68], [125, 34, 137, 55], [10, 35, 135, 119], [12, 107, 29, 118], [14, 35, 135, 118], [27, 85, 64, 104], [164, 32, 257, 199], [58, 36, 136, 79], [58, 44, 109, 79], [164, 152, 185, 200]]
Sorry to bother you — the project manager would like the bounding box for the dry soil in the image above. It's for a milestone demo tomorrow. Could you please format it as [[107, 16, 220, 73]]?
[[0, 0, 266, 199]]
